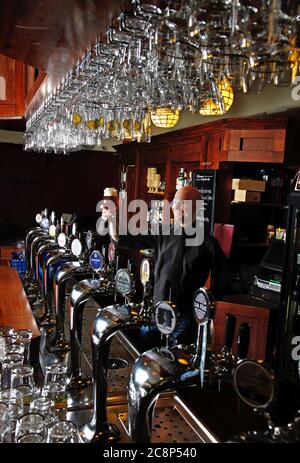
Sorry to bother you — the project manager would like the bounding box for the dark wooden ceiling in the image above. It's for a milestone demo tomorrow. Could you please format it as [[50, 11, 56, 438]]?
[[0, 0, 131, 75]]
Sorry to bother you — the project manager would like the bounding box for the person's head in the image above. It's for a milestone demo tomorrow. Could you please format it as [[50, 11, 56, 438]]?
[[171, 186, 202, 227]]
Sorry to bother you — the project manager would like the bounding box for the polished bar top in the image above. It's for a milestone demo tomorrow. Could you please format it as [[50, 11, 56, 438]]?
[[0, 267, 40, 338]]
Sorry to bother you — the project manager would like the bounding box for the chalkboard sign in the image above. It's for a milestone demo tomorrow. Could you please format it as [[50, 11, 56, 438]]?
[[192, 170, 216, 236]]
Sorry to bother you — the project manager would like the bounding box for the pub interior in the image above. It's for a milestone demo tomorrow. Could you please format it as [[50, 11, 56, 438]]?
[[0, 0, 300, 445]]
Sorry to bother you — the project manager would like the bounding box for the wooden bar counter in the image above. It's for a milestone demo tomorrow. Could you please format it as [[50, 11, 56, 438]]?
[[0, 267, 40, 338]]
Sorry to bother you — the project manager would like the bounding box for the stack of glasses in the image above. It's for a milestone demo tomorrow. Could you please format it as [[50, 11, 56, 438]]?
[[0, 326, 82, 443], [24, 0, 300, 154]]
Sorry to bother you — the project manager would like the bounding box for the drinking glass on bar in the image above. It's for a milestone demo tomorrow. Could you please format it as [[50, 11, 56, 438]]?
[[1, 353, 24, 389], [16, 330, 33, 364], [42, 363, 68, 416], [47, 420, 82, 443]]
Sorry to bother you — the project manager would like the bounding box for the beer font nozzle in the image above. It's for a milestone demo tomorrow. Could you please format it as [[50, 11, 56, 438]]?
[[127, 287, 215, 443], [210, 319, 251, 390], [81, 258, 156, 443], [67, 243, 117, 391]]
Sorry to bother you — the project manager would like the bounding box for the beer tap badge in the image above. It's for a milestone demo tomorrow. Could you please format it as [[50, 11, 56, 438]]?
[[108, 242, 115, 263], [115, 269, 134, 296], [49, 224, 56, 237], [58, 233, 67, 248], [193, 288, 211, 324], [89, 250, 104, 272], [155, 302, 178, 336], [71, 238, 82, 257], [35, 213, 42, 224], [140, 258, 151, 286]]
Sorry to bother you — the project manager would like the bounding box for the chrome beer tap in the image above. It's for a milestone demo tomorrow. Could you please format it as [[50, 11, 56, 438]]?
[[42, 230, 78, 330], [33, 213, 60, 320], [23, 209, 48, 289], [228, 359, 300, 443], [48, 227, 93, 353], [67, 240, 116, 391], [29, 221, 54, 309], [81, 257, 155, 443], [209, 313, 236, 390], [37, 217, 77, 327], [127, 287, 215, 443], [209, 319, 251, 390], [24, 209, 50, 296]]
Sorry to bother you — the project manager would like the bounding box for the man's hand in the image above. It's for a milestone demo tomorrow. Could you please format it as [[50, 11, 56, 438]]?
[[99, 198, 119, 241], [100, 199, 116, 221]]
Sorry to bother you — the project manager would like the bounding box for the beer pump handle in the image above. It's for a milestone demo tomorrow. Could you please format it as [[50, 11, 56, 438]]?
[[102, 245, 107, 264], [116, 255, 120, 272], [237, 323, 251, 359], [127, 259, 134, 273], [168, 286, 177, 304]]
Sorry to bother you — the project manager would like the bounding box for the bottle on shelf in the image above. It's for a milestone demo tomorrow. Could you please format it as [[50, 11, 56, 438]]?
[[176, 168, 185, 190], [147, 200, 164, 225]]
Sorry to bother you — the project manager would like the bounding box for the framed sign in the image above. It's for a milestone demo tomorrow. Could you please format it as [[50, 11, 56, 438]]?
[[192, 170, 216, 236], [154, 302, 178, 336], [115, 269, 134, 296], [89, 250, 104, 272], [71, 238, 82, 257]]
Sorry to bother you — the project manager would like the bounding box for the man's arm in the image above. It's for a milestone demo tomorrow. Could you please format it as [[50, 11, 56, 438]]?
[[105, 205, 157, 251]]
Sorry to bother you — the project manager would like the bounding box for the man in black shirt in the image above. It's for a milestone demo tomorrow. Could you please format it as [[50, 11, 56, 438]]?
[[101, 186, 230, 346]]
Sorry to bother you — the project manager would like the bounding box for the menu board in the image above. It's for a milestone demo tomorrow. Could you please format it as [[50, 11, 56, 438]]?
[[192, 170, 216, 236]]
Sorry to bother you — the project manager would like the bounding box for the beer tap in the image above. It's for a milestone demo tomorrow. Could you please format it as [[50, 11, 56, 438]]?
[[24, 209, 51, 297], [228, 359, 300, 443], [34, 213, 61, 322], [81, 257, 155, 443], [127, 287, 215, 443], [209, 320, 251, 390], [23, 209, 48, 290], [209, 314, 237, 390], [38, 217, 77, 327], [29, 218, 55, 309], [47, 225, 94, 353], [67, 240, 115, 391]]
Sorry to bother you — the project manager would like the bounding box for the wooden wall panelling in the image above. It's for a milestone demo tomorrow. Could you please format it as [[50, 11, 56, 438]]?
[[202, 132, 223, 170], [225, 129, 286, 163], [25, 67, 47, 109], [0, 54, 25, 118], [116, 117, 288, 206], [168, 140, 203, 197], [213, 301, 270, 360]]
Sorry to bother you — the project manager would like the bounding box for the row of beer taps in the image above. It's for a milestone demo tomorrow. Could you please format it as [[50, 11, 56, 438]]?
[[23, 208, 252, 443]]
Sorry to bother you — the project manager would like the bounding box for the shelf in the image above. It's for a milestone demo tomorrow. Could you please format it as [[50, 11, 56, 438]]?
[[145, 191, 165, 197], [231, 202, 287, 208]]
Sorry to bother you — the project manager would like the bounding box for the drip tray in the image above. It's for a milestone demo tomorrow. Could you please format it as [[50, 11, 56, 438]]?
[[105, 393, 219, 444]]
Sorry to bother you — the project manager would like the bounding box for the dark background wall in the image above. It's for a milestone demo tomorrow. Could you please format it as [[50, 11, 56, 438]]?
[[0, 143, 119, 242]]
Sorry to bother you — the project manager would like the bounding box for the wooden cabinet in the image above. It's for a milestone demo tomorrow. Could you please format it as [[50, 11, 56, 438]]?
[[213, 299, 277, 361], [221, 128, 286, 163], [0, 54, 25, 118], [0, 53, 46, 118], [116, 118, 288, 200]]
